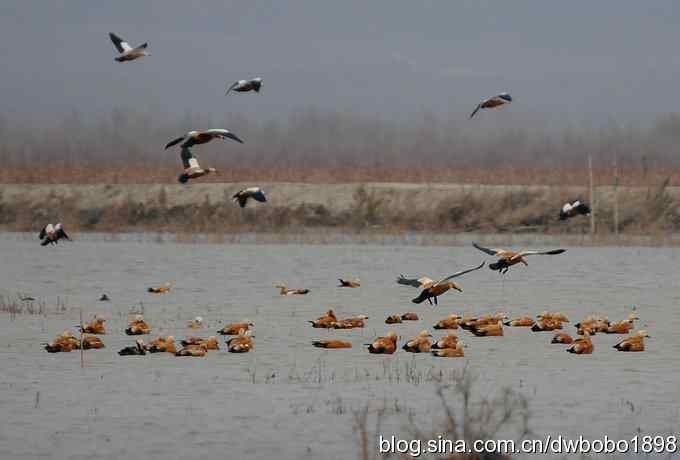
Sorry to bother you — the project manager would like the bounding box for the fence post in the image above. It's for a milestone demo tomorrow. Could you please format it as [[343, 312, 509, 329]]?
[[613, 152, 619, 238], [589, 154, 595, 236]]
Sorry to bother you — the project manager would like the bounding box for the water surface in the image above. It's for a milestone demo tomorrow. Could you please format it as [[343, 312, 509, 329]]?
[[1, 236, 679, 459]]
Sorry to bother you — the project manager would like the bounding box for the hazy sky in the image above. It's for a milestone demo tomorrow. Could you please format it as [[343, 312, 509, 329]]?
[[1, 0, 679, 124]]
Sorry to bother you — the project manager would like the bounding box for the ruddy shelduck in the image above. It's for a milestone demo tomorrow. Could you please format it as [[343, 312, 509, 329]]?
[[433, 314, 461, 330], [146, 336, 177, 353], [109, 32, 149, 62], [367, 331, 398, 354], [385, 315, 402, 324], [332, 315, 369, 329], [471, 320, 504, 337], [233, 187, 267, 208], [118, 339, 147, 356], [402, 330, 433, 353], [537, 311, 570, 323], [614, 330, 649, 352], [82, 335, 105, 350], [606, 313, 639, 334], [80, 316, 106, 334], [312, 339, 352, 349], [180, 336, 219, 350], [560, 200, 591, 221], [175, 345, 207, 357], [400, 262, 485, 306], [125, 315, 151, 335], [504, 317, 535, 327], [39, 223, 70, 246], [566, 331, 593, 354], [186, 316, 204, 329], [432, 342, 465, 358], [531, 318, 563, 332], [275, 285, 310, 295], [218, 319, 254, 335], [147, 283, 171, 294], [473, 243, 566, 274], [401, 312, 419, 321], [551, 332, 573, 344], [432, 334, 460, 350], [308, 310, 337, 328], [338, 278, 361, 288], [227, 329, 253, 353], [469, 92, 512, 118]]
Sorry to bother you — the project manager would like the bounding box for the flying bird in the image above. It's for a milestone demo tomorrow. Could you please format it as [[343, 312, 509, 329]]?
[[400, 262, 485, 306], [109, 32, 149, 62], [470, 92, 512, 118], [39, 223, 70, 246], [165, 129, 244, 184], [559, 200, 591, 221], [226, 78, 262, 95], [233, 187, 267, 208], [472, 243, 566, 274]]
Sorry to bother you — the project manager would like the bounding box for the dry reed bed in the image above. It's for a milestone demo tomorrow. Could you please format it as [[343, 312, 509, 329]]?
[[1, 180, 679, 237]]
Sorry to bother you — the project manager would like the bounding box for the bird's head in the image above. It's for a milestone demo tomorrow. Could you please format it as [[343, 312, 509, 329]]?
[[447, 282, 462, 292]]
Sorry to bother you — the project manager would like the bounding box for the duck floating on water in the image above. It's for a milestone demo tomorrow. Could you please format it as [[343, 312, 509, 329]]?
[[148, 283, 171, 294], [566, 331, 593, 354], [433, 314, 461, 330], [227, 329, 253, 353], [338, 278, 361, 288], [551, 332, 574, 344], [218, 320, 254, 335], [402, 330, 432, 353], [118, 339, 147, 356], [180, 336, 219, 350], [312, 339, 352, 349], [470, 320, 504, 337], [432, 342, 465, 358], [80, 316, 106, 334], [385, 315, 402, 324], [367, 331, 398, 354], [82, 335, 105, 349], [613, 330, 649, 352], [146, 336, 176, 353], [308, 310, 337, 328], [332, 315, 368, 329], [125, 315, 151, 335], [431, 334, 460, 350], [275, 285, 310, 295], [187, 316, 204, 329]]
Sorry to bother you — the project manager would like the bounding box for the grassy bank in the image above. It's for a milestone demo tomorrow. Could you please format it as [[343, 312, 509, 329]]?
[[1, 181, 679, 240]]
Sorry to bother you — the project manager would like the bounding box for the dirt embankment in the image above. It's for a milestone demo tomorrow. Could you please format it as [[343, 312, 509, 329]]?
[[1, 182, 679, 237]]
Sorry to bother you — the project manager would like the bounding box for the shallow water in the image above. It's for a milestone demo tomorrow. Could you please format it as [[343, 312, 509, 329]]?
[[1, 236, 680, 459]]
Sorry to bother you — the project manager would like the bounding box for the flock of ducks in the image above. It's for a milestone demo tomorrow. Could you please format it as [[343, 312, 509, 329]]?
[[42, 239, 648, 360], [37, 33, 624, 362], [44, 314, 254, 356], [308, 308, 648, 358]]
